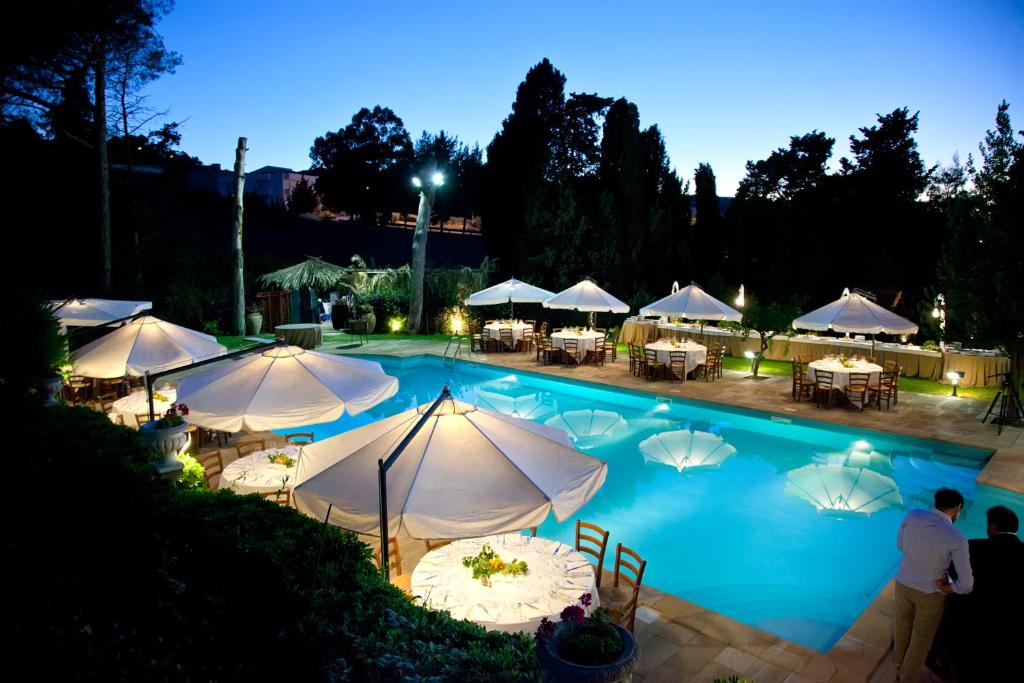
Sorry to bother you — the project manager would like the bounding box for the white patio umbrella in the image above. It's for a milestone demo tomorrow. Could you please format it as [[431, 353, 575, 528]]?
[[292, 396, 607, 541], [71, 315, 227, 379], [543, 278, 630, 327], [544, 409, 628, 448], [464, 278, 555, 319], [639, 429, 737, 472], [784, 464, 902, 515], [475, 389, 560, 422], [50, 298, 152, 327], [639, 283, 742, 322], [792, 289, 919, 336], [176, 346, 399, 432]]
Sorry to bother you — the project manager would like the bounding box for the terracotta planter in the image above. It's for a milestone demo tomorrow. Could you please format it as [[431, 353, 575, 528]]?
[[537, 623, 639, 683], [245, 311, 264, 335], [139, 420, 191, 470]]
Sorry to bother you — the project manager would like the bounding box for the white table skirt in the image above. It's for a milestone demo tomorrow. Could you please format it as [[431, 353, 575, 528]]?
[[412, 534, 598, 634], [220, 446, 300, 494], [807, 360, 882, 393], [645, 341, 707, 374], [551, 331, 604, 356], [484, 323, 531, 344], [110, 388, 177, 428]]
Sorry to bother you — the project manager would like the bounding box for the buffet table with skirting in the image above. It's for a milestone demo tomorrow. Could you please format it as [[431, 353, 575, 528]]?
[[618, 319, 1007, 387]]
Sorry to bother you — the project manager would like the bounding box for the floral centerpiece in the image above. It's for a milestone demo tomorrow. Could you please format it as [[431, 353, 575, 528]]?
[[267, 452, 296, 467], [838, 355, 854, 368], [535, 592, 639, 682], [153, 391, 170, 403], [461, 543, 528, 586]]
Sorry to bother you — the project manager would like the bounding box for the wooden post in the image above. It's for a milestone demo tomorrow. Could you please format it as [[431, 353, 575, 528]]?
[[232, 137, 247, 336]]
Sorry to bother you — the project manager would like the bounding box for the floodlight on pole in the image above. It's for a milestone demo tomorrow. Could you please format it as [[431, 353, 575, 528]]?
[[431, 172, 445, 186], [735, 284, 745, 308]]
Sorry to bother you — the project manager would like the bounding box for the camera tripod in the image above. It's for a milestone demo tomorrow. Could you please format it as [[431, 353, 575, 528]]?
[[982, 372, 1024, 435]]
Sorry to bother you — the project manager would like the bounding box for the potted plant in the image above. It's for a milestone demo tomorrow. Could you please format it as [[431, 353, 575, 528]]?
[[358, 302, 377, 334], [535, 593, 640, 683], [245, 302, 263, 335], [30, 299, 68, 405], [139, 403, 192, 472]]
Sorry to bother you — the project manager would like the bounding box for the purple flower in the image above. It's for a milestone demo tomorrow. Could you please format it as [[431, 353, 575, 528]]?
[[535, 617, 557, 642], [178, 403, 190, 416], [560, 604, 585, 624], [580, 592, 593, 607]]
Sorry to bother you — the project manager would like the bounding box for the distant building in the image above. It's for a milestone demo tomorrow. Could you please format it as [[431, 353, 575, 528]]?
[[187, 164, 317, 207]]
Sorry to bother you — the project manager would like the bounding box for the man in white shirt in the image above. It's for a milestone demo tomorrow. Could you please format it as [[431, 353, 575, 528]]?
[[892, 487, 973, 682]]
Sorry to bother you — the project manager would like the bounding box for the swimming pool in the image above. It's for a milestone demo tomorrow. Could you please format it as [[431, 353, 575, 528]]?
[[282, 354, 1019, 651]]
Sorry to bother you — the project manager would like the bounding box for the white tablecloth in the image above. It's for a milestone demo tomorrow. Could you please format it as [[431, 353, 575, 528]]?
[[807, 360, 882, 393], [551, 330, 604, 357], [412, 534, 599, 634], [110, 388, 177, 428], [483, 322, 532, 345], [645, 341, 707, 375], [220, 446, 300, 494]]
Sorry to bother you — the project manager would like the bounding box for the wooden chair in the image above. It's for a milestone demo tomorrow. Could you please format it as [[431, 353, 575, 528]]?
[[260, 488, 291, 507], [700, 348, 719, 382], [197, 450, 224, 488], [715, 345, 726, 379], [870, 371, 896, 411], [469, 320, 485, 353], [846, 372, 871, 410], [198, 427, 228, 448], [643, 348, 666, 381], [813, 370, 836, 408], [561, 338, 580, 366], [883, 359, 897, 374], [67, 375, 92, 404], [791, 359, 816, 402], [892, 366, 902, 404], [575, 520, 610, 587], [600, 543, 647, 633], [864, 356, 876, 365], [134, 413, 151, 428], [589, 338, 607, 366], [668, 350, 687, 382], [537, 336, 555, 365], [423, 539, 452, 552], [521, 327, 535, 354], [538, 321, 548, 338], [606, 332, 618, 362], [284, 432, 314, 446], [235, 437, 266, 459], [484, 319, 496, 325], [524, 320, 537, 330], [96, 392, 119, 414], [499, 327, 516, 352], [373, 537, 411, 593]]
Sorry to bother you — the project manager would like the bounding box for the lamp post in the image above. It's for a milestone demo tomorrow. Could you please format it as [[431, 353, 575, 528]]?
[[409, 171, 445, 333], [947, 370, 964, 397], [932, 294, 946, 348]]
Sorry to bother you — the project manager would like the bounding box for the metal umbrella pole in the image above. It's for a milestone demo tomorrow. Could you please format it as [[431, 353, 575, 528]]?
[[377, 384, 452, 577]]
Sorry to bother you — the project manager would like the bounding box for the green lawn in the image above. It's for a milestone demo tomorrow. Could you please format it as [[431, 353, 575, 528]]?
[[721, 355, 997, 401], [217, 335, 998, 402]]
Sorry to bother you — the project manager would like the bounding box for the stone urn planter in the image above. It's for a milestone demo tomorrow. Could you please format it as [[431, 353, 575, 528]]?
[[537, 623, 639, 683], [37, 375, 65, 406], [245, 310, 264, 335], [360, 310, 377, 334], [139, 420, 190, 473]]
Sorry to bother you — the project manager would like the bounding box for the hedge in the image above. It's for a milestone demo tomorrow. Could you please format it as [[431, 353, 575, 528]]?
[[11, 399, 538, 681]]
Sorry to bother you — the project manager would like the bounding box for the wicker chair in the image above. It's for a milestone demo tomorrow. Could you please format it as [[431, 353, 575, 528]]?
[[668, 350, 687, 382], [791, 359, 816, 402], [561, 338, 581, 366], [537, 336, 555, 365], [643, 348, 666, 381], [813, 370, 837, 408], [600, 544, 647, 633], [499, 327, 516, 352], [846, 372, 871, 410], [870, 370, 896, 411]]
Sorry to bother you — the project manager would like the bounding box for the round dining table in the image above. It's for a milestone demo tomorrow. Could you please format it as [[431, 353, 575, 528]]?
[[219, 446, 300, 495], [483, 321, 532, 348], [110, 388, 177, 428], [550, 329, 605, 358], [274, 323, 323, 349], [412, 534, 599, 634], [644, 340, 707, 376], [807, 358, 883, 393]]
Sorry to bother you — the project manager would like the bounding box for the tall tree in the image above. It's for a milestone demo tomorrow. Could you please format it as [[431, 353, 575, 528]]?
[[310, 106, 413, 224], [1, 0, 178, 295], [231, 137, 247, 336], [940, 102, 1023, 407]]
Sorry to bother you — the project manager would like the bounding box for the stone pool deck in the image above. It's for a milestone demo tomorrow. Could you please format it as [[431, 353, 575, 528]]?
[[311, 338, 1022, 681]]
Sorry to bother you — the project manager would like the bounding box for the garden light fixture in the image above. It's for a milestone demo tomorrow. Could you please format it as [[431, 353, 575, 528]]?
[[735, 284, 745, 308], [947, 370, 964, 397], [411, 176, 422, 188], [431, 172, 445, 186]]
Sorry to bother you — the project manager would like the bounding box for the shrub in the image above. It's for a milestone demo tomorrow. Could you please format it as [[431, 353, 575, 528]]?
[[11, 399, 539, 681]]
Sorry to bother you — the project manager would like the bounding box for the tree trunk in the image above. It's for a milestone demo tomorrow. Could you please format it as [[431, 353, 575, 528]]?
[[408, 186, 435, 333], [95, 51, 112, 296], [120, 58, 142, 291], [232, 137, 247, 336]]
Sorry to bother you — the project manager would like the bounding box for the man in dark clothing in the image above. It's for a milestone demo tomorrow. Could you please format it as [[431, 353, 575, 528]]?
[[931, 504, 1023, 680]]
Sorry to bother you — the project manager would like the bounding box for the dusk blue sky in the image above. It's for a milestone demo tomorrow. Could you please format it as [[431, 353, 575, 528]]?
[[146, 0, 1024, 194]]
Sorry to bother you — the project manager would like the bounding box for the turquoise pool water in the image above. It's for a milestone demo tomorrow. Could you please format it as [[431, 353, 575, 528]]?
[[283, 355, 1020, 651]]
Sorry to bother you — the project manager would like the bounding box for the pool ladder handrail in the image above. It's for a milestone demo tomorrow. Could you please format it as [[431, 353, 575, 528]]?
[[443, 335, 464, 366]]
